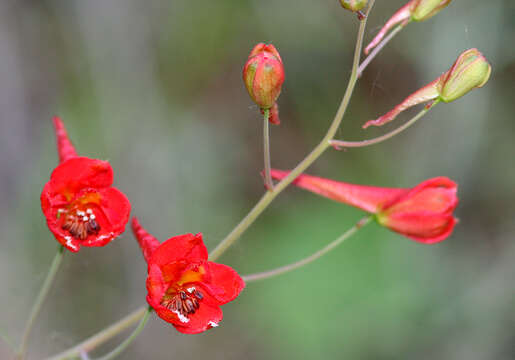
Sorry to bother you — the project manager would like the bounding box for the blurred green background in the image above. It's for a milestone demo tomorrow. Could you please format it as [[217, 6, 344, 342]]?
[[1, 0, 514, 359]]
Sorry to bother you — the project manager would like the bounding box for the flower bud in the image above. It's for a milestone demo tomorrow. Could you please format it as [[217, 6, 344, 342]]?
[[243, 43, 285, 110], [439, 48, 491, 103], [339, 0, 368, 12], [411, 0, 452, 21], [364, 0, 452, 55], [363, 48, 491, 128]]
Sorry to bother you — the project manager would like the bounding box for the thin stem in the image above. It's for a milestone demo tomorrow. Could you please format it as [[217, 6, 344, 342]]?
[[330, 99, 440, 149], [357, 23, 406, 77], [208, 0, 375, 262], [263, 109, 273, 191], [17, 245, 65, 360], [93, 307, 152, 360], [243, 216, 373, 282], [0, 331, 15, 352], [45, 307, 148, 360]]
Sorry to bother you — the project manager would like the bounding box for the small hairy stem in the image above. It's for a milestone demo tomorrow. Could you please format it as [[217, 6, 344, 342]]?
[[330, 100, 440, 149], [17, 245, 65, 360], [242, 216, 373, 282], [93, 307, 152, 360], [263, 109, 273, 191], [357, 23, 405, 77], [208, 0, 375, 262], [45, 307, 148, 360]]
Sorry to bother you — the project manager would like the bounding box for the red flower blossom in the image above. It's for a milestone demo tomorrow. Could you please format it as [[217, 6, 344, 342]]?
[[270, 170, 458, 244], [40, 117, 131, 252], [131, 217, 245, 334]]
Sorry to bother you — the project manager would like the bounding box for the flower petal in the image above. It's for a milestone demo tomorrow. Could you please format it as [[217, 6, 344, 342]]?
[[150, 233, 208, 266], [173, 302, 223, 334], [47, 157, 113, 197], [201, 262, 245, 304]]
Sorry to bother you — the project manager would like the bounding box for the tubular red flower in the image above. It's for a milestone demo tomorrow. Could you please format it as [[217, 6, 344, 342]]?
[[270, 170, 458, 244], [41, 118, 131, 252], [131, 217, 245, 334]]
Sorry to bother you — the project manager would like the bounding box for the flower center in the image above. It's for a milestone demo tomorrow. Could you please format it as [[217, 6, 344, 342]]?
[[60, 207, 100, 240], [162, 287, 204, 318]]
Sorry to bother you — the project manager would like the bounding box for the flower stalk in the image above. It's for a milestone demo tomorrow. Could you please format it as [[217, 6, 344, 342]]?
[[330, 99, 439, 148], [263, 108, 273, 191], [45, 307, 148, 360], [18, 245, 65, 360], [243, 216, 373, 282]]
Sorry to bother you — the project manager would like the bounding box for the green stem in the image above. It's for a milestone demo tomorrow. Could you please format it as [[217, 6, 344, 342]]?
[[45, 307, 148, 360], [330, 99, 440, 149], [93, 307, 152, 360], [242, 216, 373, 282], [208, 0, 375, 262], [263, 108, 273, 191], [357, 23, 406, 77], [17, 245, 65, 360]]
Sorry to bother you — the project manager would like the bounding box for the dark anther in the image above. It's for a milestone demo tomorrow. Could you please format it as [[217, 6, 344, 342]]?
[[180, 291, 187, 300], [194, 290, 203, 300]]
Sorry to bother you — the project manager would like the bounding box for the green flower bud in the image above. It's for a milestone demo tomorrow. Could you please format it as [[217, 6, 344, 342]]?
[[411, 0, 452, 21], [439, 48, 491, 103], [339, 0, 368, 12]]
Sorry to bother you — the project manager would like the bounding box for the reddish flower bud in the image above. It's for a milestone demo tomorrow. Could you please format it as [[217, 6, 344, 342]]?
[[270, 170, 458, 244], [41, 118, 131, 252], [364, 0, 452, 55], [132, 218, 245, 334], [339, 0, 368, 12], [243, 43, 285, 119], [364, 48, 491, 128]]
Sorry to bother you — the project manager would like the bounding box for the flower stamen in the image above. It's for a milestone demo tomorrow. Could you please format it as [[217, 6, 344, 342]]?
[[61, 207, 101, 240], [162, 289, 204, 318]]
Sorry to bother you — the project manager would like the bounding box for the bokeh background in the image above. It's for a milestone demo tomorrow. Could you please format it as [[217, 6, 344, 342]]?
[[1, 0, 514, 359]]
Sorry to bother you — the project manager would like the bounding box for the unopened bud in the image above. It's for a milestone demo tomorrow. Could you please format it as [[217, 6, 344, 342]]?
[[243, 43, 285, 110], [339, 0, 368, 12], [438, 48, 491, 103], [363, 48, 491, 128], [411, 0, 452, 21]]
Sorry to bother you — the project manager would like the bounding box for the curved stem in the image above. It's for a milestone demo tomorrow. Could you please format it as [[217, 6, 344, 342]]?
[[357, 23, 405, 77], [263, 109, 273, 191], [93, 307, 152, 360], [17, 245, 65, 360], [208, 0, 376, 262], [243, 216, 373, 282], [45, 307, 148, 360], [330, 99, 440, 149]]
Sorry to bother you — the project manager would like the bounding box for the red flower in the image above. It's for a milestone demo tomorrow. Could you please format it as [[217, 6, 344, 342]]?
[[131, 217, 245, 334], [270, 170, 458, 244], [40, 117, 131, 252]]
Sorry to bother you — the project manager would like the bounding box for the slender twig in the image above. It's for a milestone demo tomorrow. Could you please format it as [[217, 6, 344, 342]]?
[[263, 109, 273, 191], [208, 0, 376, 262], [357, 23, 405, 77], [17, 245, 65, 360], [93, 307, 152, 360], [243, 216, 373, 282], [0, 330, 15, 353], [330, 100, 440, 149], [45, 307, 148, 360]]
